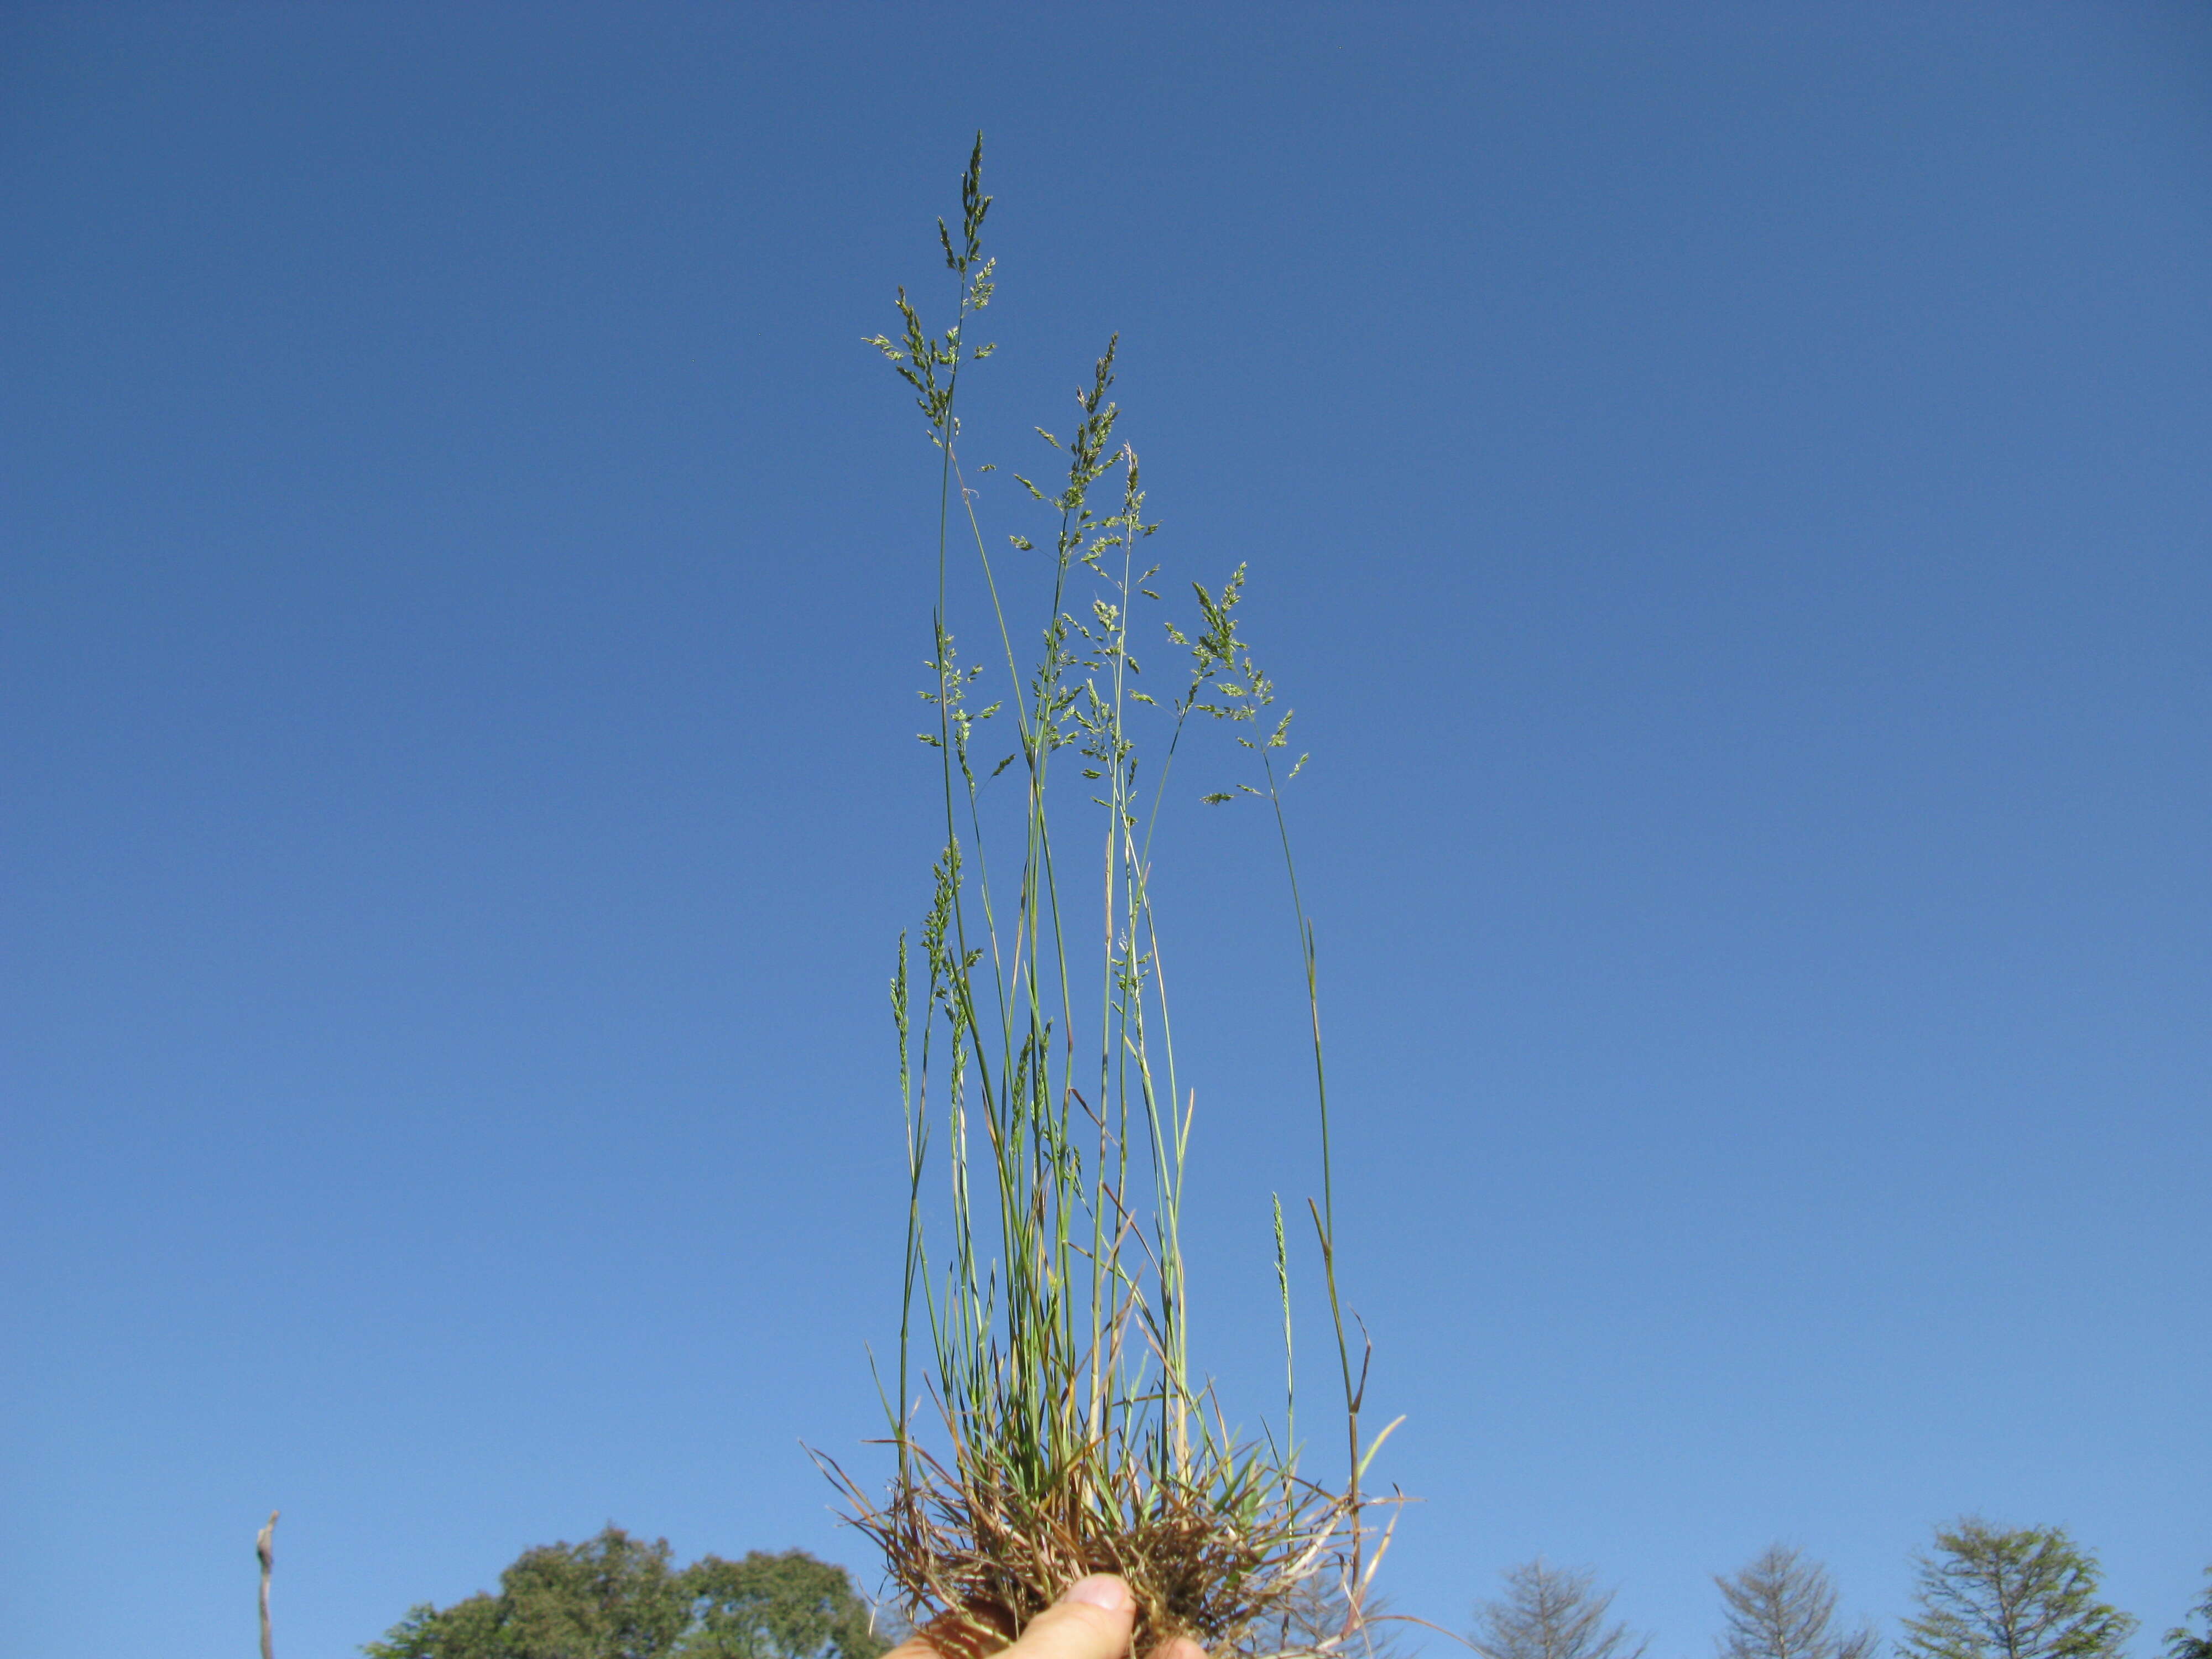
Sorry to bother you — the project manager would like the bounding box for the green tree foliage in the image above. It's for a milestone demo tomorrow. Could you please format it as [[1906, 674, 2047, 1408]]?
[[364, 1528, 890, 1659], [1715, 1544, 1877, 1659], [1900, 1520, 2133, 1659], [370, 1592, 507, 1659], [2168, 1569, 2212, 1659], [679, 1550, 889, 1659]]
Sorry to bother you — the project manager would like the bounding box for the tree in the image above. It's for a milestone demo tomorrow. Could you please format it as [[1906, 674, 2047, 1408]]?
[[1472, 1559, 1648, 1659], [505, 1527, 695, 1659], [2168, 1568, 2212, 1659], [1258, 1572, 1410, 1659], [679, 1550, 891, 1659], [369, 1592, 515, 1659], [364, 1528, 890, 1659], [1715, 1545, 1876, 1659], [1900, 1519, 2134, 1659]]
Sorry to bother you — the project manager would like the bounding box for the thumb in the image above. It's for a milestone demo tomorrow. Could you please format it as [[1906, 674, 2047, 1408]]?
[[1004, 1576, 1138, 1659]]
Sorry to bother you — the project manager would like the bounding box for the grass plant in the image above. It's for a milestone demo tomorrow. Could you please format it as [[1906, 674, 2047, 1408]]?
[[819, 138, 1397, 1659]]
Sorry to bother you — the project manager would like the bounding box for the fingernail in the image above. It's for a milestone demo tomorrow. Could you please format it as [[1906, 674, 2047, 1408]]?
[[1063, 1575, 1133, 1613]]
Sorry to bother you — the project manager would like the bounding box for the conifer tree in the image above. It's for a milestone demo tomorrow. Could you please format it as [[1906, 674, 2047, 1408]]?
[[1715, 1545, 1875, 1659], [1900, 1520, 2132, 1659], [2167, 1568, 2212, 1659], [1472, 1559, 1648, 1659]]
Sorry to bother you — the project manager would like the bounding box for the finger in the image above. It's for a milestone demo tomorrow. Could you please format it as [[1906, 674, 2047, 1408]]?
[[1150, 1637, 1208, 1659], [883, 1639, 943, 1659], [1003, 1575, 1139, 1659]]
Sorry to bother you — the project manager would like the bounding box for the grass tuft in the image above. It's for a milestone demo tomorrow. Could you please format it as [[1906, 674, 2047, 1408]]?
[[822, 135, 1397, 1659]]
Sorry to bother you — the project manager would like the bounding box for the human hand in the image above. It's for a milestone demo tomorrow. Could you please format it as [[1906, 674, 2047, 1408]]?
[[883, 1575, 1206, 1659]]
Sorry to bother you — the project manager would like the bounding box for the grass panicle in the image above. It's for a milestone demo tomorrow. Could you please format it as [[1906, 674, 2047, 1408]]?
[[820, 136, 1399, 1659]]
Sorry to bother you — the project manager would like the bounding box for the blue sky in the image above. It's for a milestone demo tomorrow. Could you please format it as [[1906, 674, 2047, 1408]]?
[[3, 4, 2208, 1657]]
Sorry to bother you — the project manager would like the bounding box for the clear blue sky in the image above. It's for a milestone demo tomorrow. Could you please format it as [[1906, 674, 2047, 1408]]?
[[4, 4, 2208, 1657]]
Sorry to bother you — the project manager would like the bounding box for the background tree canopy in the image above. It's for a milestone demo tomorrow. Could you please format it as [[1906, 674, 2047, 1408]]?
[[1469, 1558, 1647, 1659], [364, 1528, 891, 1659], [1899, 1520, 2133, 1659], [2166, 1571, 2212, 1659], [1714, 1544, 1877, 1659]]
